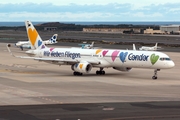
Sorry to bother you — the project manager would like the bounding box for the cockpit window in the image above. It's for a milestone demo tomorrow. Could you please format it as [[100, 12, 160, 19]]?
[[160, 57, 171, 61]]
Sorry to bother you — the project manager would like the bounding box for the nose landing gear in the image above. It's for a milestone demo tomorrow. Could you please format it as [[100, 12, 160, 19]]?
[[152, 69, 160, 80]]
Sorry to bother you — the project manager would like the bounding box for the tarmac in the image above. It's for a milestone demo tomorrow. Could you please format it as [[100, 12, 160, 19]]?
[[0, 42, 180, 120]]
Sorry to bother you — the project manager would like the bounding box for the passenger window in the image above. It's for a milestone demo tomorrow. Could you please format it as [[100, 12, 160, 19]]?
[[160, 58, 164, 61], [160, 58, 171, 61]]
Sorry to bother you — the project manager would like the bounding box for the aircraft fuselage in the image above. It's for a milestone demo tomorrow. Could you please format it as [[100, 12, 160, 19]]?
[[31, 48, 174, 69]]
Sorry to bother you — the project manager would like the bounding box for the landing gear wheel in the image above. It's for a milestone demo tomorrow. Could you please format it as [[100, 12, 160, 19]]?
[[73, 72, 76, 76], [152, 76, 157, 80], [96, 70, 105, 75], [20, 46, 23, 51], [73, 72, 83, 76]]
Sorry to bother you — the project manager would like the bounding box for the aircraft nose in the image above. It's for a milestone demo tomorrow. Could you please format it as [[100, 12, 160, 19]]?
[[169, 61, 175, 68]]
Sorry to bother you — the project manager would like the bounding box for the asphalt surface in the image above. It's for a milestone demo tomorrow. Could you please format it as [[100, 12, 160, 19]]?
[[1, 101, 180, 120]]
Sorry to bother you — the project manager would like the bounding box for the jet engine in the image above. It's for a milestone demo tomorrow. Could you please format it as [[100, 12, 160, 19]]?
[[113, 67, 132, 72], [71, 62, 92, 73]]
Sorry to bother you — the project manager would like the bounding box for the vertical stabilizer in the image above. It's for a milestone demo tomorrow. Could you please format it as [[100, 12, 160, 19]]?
[[155, 43, 158, 47], [154, 43, 158, 50], [133, 44, 136, 50], [49, 34, 58, 44], [25, 20, 47, 50], [91, 42, 94, 46]]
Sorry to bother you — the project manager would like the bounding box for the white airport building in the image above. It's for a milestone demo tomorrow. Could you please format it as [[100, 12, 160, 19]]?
[[160, 25, 180, 34]]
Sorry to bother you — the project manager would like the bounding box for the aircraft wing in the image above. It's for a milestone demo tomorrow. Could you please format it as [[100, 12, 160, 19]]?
[[34, 57, 100, 65], [34, 57, 78, 63]]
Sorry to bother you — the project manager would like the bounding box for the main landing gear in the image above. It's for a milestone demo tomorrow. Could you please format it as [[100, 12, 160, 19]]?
[[20, 46, 23, 51], [152, 69, 160, 80], [73, 72, 83, 76], [96, 67, 105, 75]]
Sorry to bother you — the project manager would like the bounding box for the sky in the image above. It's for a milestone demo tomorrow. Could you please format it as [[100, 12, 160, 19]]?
[[0, 0, 180, 21]]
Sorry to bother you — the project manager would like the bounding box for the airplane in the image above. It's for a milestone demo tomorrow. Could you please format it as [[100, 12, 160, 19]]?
[[78, 42, 94, 49], [15, 34, 58, 50], [6, 20, 175, 80], [139, 43, 162, 51]]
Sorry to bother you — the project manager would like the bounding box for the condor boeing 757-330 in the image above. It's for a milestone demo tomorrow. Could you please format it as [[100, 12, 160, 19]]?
[[7, 20, 175, 80]]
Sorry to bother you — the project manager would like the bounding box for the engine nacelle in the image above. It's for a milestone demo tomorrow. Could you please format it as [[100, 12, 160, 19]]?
[[71, 62, 92, 73], [113, 67, 132, 72]]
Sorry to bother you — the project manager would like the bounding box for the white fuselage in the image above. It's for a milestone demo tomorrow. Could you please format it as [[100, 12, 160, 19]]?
[[139, 46, 157, 51], [30, 47, 174, 69], [15, 41, 29, 46], [15, 41, 31, 49], [15, 40, 57, 49]]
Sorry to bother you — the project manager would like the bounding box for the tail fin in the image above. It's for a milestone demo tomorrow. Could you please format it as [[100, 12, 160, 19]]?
[[133, 44, 136, 50], [89, 42, 94, 49], [91, 42, 94, 46], [154, 43, 158, 50], [49, 34, 58, 44], [155, 43, 158, 47], [25, 20, 47, 50]]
